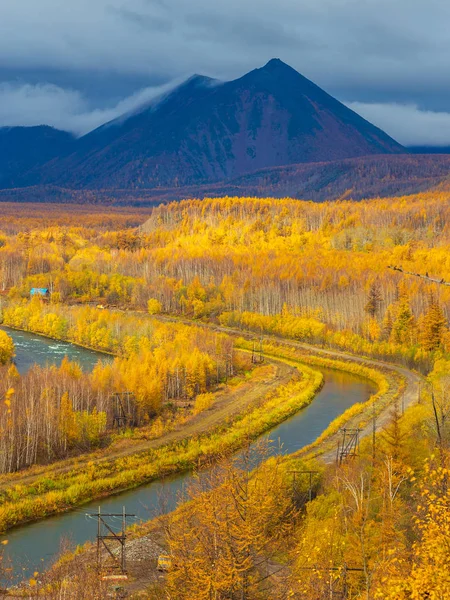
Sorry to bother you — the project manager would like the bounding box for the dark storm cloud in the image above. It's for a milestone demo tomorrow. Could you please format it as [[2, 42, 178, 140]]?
[[1, 0, 450, 144]]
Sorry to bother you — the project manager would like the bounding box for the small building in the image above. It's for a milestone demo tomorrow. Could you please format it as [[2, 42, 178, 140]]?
[[30, 288, 50, 300]]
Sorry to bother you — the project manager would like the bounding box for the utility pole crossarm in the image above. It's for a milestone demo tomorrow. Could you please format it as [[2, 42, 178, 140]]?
[[94, 506, 135, 578], [289, 470, 319, 503], [336, 428, 360, 465]]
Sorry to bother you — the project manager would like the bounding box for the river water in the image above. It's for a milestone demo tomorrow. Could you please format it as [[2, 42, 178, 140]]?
[[0, 327, 374, 583], [4, 327, 109, 374]]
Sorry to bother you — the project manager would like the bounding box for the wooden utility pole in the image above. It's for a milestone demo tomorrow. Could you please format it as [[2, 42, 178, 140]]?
[[112, 392, 136, 432], [431, 387, 443, 448], [93, 506, 135, 578], [289, 470, 318, 504], [336, 429, 360, 465], [251, 337, 264, 364]]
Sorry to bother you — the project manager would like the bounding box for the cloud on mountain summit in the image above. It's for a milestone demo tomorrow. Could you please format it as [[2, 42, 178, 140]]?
[[0, 80, 182, 136]]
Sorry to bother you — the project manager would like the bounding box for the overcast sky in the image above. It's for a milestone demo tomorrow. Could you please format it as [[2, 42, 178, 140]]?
[[1, 0, 450, 145]]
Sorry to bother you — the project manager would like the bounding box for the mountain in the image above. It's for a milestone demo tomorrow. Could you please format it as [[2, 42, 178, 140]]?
[[4, 59, 404, 191], [0, 126, 74, 189]]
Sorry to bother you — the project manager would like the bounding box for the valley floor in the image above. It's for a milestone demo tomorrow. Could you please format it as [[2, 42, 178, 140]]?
[[2, 317, 423, 598]]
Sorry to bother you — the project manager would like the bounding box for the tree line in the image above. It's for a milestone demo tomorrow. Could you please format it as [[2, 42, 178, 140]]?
[[0, 305, 236, 473]]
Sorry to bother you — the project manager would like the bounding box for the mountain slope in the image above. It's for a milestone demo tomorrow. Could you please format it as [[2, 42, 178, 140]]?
[[215, 153, 450, 201], [0, 126, 74, 188], [3, 154, 448, 205], [24, 59, 404, 190]]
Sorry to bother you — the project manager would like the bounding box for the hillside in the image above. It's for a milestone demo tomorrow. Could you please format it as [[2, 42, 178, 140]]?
[[0, 125, 74, 189], [209, 153, 450, 201], [1, 153, 449, 204]]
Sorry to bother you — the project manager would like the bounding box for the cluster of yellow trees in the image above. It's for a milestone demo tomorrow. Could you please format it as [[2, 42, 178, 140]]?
[[0, 360, 109, 472], [2, 301, 235, 408], [2, 194, 450, 370], [1, 197, 450, 596], [0, 359, 321, 532], [0, 303, 236, 472], [0, 330, 14, 364], [154, 359, 449, 600], [219, 285, 448, 370], [290, 357, 450, 600]]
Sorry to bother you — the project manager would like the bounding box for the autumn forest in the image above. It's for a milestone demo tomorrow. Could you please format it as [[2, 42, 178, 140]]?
[[0, 194, 449, 599]]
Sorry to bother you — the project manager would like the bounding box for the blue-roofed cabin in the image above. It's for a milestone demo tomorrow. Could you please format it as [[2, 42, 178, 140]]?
[[30, 288, 50, 300]]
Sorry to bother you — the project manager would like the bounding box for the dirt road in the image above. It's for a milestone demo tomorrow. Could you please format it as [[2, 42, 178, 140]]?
[[0, 313, 422, 494], [153, 314, 423, 461], [0, 356, 296, 492]]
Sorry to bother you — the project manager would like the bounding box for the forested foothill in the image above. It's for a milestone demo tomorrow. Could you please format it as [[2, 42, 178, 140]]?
[[2, 194, 450, 369]]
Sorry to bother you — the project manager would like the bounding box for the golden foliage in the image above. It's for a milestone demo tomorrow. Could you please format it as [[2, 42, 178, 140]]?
[[0, 330, 14, 364]]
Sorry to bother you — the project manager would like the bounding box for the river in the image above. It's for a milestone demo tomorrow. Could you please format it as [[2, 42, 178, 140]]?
[[3, 327, 109, 374], [0, 327, 375, 583]]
